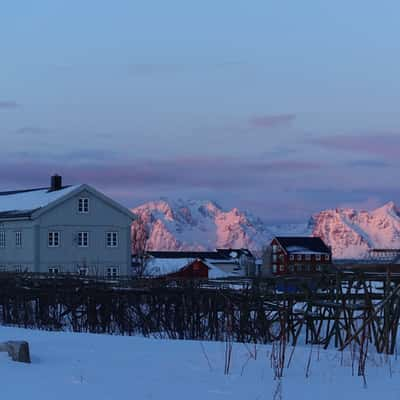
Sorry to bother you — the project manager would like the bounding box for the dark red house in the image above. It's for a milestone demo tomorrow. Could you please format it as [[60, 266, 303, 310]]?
[[166, 259, 210, 279], [270, 236, 332, 275]]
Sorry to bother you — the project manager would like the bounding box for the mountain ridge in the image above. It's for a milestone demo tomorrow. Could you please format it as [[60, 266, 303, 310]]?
[[132, 199, 400, 259]]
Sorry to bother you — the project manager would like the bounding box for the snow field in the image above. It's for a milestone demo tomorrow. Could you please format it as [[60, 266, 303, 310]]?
[[0, 327, 400, 399]]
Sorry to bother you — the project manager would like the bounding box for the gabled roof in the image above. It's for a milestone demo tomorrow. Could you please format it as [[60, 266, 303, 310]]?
[[274, 236, 331, 254], [0, 185, 79, 219], [0, 183, 136, 221], [145, 256, 235, 278]]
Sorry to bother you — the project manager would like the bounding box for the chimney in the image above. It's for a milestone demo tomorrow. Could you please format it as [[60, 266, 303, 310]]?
[[50, 174, 62, 191]]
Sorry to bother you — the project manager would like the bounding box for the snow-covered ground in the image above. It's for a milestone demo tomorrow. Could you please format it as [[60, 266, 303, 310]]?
[[0, 327, 400, 399]]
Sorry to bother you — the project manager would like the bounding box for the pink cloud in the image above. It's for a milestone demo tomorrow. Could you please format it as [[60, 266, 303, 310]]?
[[0, 101, 19, 109], [314, 134, 400, 159], [0, 155, 322, 193]]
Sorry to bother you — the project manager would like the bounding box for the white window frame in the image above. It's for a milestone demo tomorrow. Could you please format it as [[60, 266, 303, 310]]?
[[296, 254, 302, 261], [48, 267, 59, 274], [78, 267, 89, 276], [325, 254, 330, 261], [78, 197, 89, 214], [272, 264, 277, 273], [106, 266, 119, 279], [106, 232, 118, 248], [48, 231, 60, 247], [279, 265, 285, 272], [15, 231, 22, 248], [78, 232, 89, 248], [14, 264, 22, 272], [305, 254, 311, 261], [0, 231, 5, 248], [316, 254, 321, 261], [289, 255, 294, 261], [272, 245, 278, 253]]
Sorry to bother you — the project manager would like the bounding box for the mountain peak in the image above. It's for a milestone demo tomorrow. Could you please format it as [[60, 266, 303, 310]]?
[[132, 198, 274, 252], [380, 200, 397, 211], [132, 199, 400, 260], [312, 200, 400, 259]]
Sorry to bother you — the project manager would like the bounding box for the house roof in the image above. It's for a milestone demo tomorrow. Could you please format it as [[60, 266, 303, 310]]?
[[147, 251, 228, 260], [145, 256, 234, 278], [146, 257, 199, 276], [0, 183, 136, 221], [215, 248, 255, 259], [274, 236, 331, 254], [146, 248, 254, 261], [0, 185, 79, 219]]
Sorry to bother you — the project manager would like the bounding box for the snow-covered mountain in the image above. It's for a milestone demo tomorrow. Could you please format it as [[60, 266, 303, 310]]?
[[310, 201, 400, 259], [132, 199, 308, 254], [132, 199, 400, 260]]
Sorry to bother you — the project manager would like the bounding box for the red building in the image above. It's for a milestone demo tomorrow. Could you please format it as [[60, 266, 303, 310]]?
[[140, 250, 253, 278], [270, 237, 332, 275], [166, 259, 210, 279]]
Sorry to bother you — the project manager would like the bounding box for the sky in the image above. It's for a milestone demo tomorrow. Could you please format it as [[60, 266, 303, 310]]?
[[1, 1, 400, 223]]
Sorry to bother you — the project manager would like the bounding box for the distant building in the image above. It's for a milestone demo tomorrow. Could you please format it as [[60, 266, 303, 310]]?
[[0, 175, 135, 277], [138, 248, 255, 278], [368, 249, 400, 263], [269, 237, 332, 275]]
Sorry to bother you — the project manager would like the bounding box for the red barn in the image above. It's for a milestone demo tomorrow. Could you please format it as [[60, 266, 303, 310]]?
[[166, 259, 209, 279], [140, 250, 250, 278], [270, 237, 332, 275]]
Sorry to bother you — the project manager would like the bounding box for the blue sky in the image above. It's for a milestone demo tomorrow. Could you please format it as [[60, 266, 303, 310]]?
[[1, 1, 400, 222]]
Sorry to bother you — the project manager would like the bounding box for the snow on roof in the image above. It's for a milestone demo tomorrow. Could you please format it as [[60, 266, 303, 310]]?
[[145, 257, 237, 277], [0, 185, 80, 215], [276, 237, 331, 254], [201, 260, 232, 278], [286, 246, 329, 255], [146, 257, 197, 276]]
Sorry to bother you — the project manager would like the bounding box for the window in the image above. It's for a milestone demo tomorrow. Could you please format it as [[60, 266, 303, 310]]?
[[78, 232, 89, 247], [272, 245, 278, 253], [289, 255, 294, 261], [0, 231, 5, 248], [78, 198, 89, 213], [316, 254, 321, 261], [48, 267, 59, 274], [316, 265, 322, 272], [14, 264, 22, 272], [297, 265, 303, 272], [296, 254, 302, 261], [48, 232, 60, 247], [106, 232, 118, 248], [106, 266, 119, 279], [272, 264, 277, 273], [289, 265, 294, 273], [78, 267, 88, 276], [325, 254, 330, 261], [272, 254, 278, 262], [279, 265, 285, 272], [15, 231, 22, 248], [306, 254, 311, 261]]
